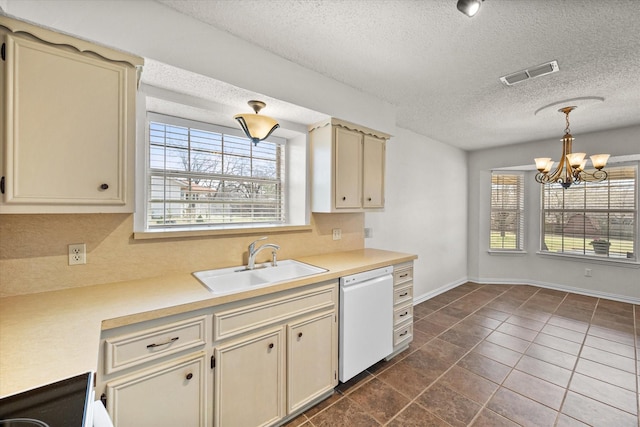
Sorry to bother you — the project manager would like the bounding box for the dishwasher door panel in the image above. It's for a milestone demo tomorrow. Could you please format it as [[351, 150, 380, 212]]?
[[339, 274, 393, 382]]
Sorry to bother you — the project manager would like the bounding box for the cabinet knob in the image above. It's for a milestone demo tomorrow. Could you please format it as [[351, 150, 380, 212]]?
[[100, 183, 109, 190], [185, 373, 193, 380], [342, 196, 346, 201], [268, 343, 274, 349], [367, 197, 372, 201], [298, 332, 303, 338]]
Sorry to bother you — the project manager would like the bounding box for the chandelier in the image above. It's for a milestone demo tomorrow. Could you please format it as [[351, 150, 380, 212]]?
[[234, 100, 280, 146], [534, 106, 609, 189]]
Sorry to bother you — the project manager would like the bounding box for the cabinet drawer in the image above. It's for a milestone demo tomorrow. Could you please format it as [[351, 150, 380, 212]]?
[[393, 323, 413, 348], [393, 302, 413, 326], [393, 265, 413, 285], [214, 282, 337, 341], [393, 283, 413, 306], [105, 316, 206, 374]]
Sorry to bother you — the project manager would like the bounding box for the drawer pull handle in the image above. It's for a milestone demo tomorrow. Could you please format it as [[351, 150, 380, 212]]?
[[268, 343, 274, 349], [399, 273, 408, 278], [146, 336, 179, 349], [399, 311, 409, 317], [399, 331, 409, 337], [399, 292, 408, 297], [186, 373, 193, 380], [298, 332, 303, 338]]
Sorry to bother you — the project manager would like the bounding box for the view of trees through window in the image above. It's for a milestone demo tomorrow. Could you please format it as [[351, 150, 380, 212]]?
[[148, 117, 285, 228], [541, 165, 637, 260]]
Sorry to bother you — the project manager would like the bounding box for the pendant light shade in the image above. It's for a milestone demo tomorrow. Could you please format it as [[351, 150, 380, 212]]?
[[234, 100, 280, 146]]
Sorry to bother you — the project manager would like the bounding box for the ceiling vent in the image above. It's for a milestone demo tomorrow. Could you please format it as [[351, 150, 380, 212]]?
[[500, 60, 559, 86]]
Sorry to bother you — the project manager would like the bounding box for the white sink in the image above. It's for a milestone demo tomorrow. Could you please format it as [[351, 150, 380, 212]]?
[[193, 260, 327, 295]]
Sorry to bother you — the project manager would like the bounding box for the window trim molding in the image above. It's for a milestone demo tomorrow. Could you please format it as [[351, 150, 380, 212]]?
[[489, 171, 526, 253]]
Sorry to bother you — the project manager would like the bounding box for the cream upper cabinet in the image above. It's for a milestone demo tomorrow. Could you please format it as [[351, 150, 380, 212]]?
[[310, 118, 389, 213], [0, 17, 142, 213]]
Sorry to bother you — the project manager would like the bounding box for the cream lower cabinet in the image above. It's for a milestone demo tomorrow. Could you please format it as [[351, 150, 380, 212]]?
[[212, 280, 338, 427], [387, 262, 414, 359], [214, 327, 285, 427], [105, 352, 207, 427]]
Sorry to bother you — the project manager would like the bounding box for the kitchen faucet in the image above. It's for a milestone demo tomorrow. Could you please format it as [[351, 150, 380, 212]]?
[[247, 237, 280, 270]]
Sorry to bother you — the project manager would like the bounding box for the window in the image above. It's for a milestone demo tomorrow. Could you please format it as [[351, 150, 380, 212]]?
[[490, 172, 525, 251], [541, 164, 637, 261], [146, 113, 285, 229]]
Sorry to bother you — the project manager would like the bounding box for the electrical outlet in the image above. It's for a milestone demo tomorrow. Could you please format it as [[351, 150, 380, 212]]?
[[584, 268, 592, 277], [68, 243, 86, 265], [332, 228, 342, 240], [364, 227, 373, 238]]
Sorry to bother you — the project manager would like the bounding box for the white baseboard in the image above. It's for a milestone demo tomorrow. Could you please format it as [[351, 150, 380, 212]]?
[[413, 277, 469, 305], [465, 276, 639, 305]]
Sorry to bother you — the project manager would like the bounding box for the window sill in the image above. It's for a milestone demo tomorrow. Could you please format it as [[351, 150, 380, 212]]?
[[536, 251, 640, 268], [133, 224, 313, 240], [487, 250, 527, 256]]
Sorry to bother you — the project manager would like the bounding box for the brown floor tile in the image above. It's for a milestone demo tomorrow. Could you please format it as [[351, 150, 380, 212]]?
[[439, 328, 484, 352], [366, 357, 397, 375], [547, 315, 589, 333], [515, 355, 572, 387], [417, 338, 468, 366], [473, 340, 522, 367], [596, 299, 634, 316], [386, 403, 451, 427], [437, 365, 498, 405], [575, 358, 637, 391], [417, 383, 482, 427], [579, 345, 636, 373], [282, 413, 309, 426], [540, 324, 585, 343], [304, 392, 342, 418], [554, 414, 590, 426], [463, 314, 503, 330], [457, 352, 511, 384], [486, 299, 522, 313], [536, 288, 568, 298], [588, 324, 635, 346], [524, 343, 577, 370], [553, 306, 594, 323], [416, 299, 447, 312], [568, 373, 637, 414], [425, 310, 463, 328], [561, 391, 637, 427], [591, 316, 635, 334], [377, 359, 439, 399], [308, 397, 380, 427], [485, 330, 531, 353], [592, 310, 635, 327], [413, 317, 448, 337], [335, 370, 373, 395], [583, 334, 635, 358], [475, 307, 511, 321], [471, 408, 520, 426], [503, 370, 565, 410], [413, 303, 436, 319], [403, 328, 432, 354], [533, 332, 581, 355], [440, 304, 474, 319], [513, 307, 553, 323], [505, 314, 545, 331], [487, 387, 558, 427], [348, 378, 411, 424], [496, 322, 539, 341]]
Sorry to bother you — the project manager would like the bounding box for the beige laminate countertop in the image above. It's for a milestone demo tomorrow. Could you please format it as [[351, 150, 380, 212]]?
[[0, 248, 416, 397]]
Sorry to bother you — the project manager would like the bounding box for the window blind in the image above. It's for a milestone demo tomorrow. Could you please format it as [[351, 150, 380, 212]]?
[[541, 165, 637, 260], [147, 114, 285, 228], [490, 173, 525, 250]]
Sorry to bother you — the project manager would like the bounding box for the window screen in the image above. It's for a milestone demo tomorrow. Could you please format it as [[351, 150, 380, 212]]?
[[147, 114, 285, 228], [490, 173, 525, 250], [541, 165, 637, 260]]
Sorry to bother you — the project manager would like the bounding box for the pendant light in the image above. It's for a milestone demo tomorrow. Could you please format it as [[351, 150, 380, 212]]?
[[234, 100, 280, 146]]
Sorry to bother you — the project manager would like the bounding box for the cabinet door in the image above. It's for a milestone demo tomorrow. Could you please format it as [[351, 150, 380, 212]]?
[[287, 311, 337, 413], [363, 136, 385, 208], [334, 127, 362, 209], [105, 352, 207, 427], [214, 327, 285, 427], [1, 32, 135, 211]]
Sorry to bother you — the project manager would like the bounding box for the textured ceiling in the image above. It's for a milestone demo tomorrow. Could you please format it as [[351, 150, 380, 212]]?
[[150, 0, 640, 151]]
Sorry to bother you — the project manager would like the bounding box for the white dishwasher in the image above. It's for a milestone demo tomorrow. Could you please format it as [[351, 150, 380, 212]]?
[[339, 266, 394, 382]]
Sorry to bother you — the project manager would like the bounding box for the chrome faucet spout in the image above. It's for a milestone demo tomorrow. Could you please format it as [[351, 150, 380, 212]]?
[[247, 237, 280, 270]]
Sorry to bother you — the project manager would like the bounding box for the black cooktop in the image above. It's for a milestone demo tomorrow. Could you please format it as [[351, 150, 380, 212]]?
[[0, 372, 92, 427]]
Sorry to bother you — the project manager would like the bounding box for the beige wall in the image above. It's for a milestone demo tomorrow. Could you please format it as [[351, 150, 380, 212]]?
[[0, 213, 364, 297]]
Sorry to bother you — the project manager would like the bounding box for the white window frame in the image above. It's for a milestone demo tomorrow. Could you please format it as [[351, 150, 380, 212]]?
[[489, 172, 526, 252], [539, 163, 638, 263]]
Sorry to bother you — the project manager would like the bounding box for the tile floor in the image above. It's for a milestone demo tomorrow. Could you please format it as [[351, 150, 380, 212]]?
[[285, 283, 640, 427]]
